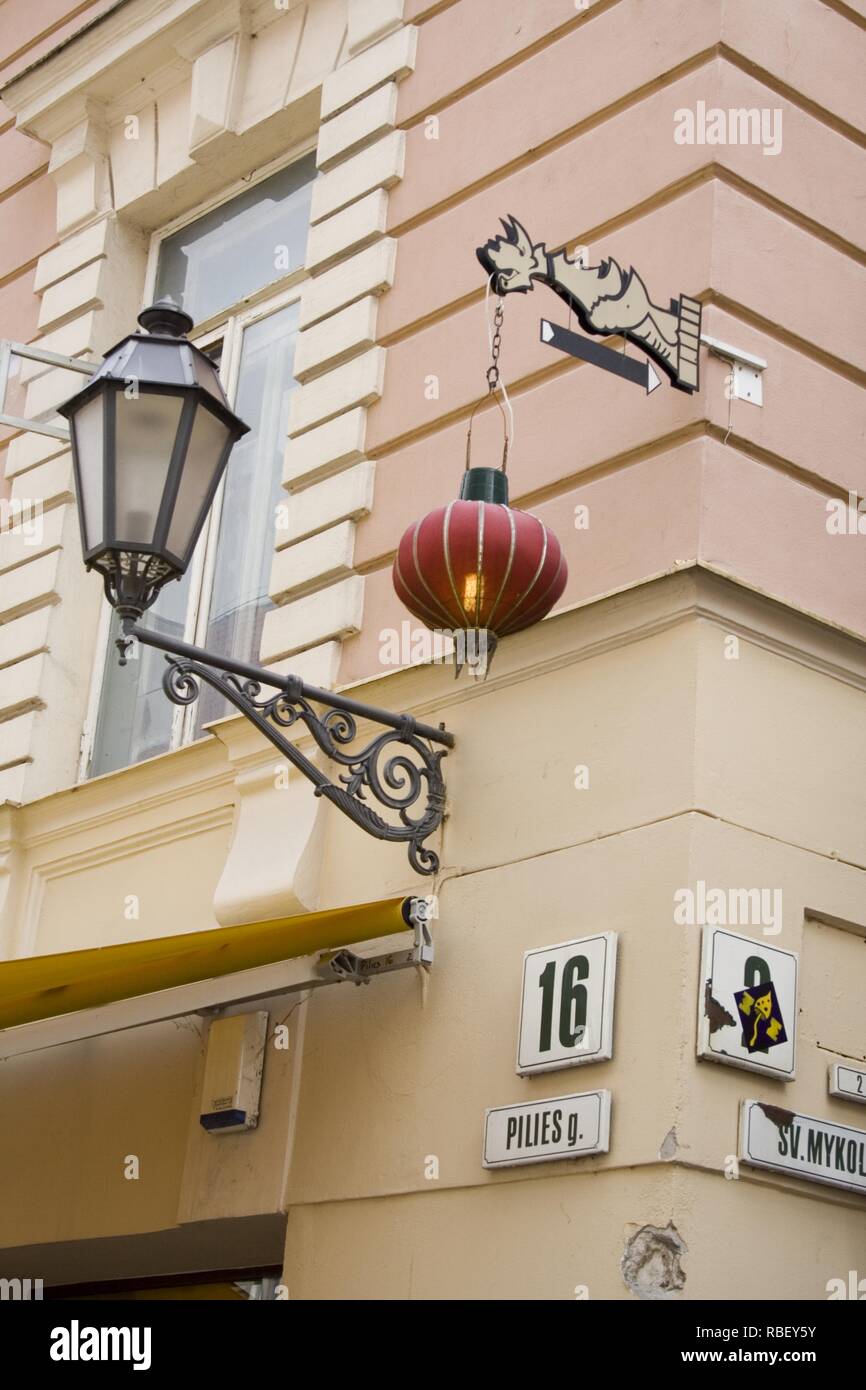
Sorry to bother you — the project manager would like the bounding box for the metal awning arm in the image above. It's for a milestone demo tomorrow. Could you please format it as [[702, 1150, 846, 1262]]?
[[317, 898, 435, 984], [0, 339, 95, 441]]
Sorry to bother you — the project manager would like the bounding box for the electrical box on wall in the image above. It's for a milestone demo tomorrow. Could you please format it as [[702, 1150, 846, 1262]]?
[[199, 1011, 269, 1134]]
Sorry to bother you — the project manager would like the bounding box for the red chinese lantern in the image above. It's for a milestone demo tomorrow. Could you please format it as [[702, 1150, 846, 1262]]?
[[393, 463, 567, 672]]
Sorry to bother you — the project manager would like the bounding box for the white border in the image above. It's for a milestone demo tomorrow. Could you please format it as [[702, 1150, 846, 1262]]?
[[696, 926, 797, 1080], [829, 1062, 866, 1106], [739, 1099, 866, 1195], [515, 932, 617, 1075], [483, 1090, 611, 1170]]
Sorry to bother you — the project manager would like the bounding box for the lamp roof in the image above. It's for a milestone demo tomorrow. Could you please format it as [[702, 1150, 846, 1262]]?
[[57, 301, 245, 430]]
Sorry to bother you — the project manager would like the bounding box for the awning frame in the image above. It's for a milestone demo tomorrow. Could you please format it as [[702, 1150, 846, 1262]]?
[[0, 900, 434, 1061]]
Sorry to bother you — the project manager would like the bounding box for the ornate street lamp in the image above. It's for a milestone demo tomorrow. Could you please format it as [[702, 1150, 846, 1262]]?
[[60, 302, 452, 876], [59, 301, 249, 622]]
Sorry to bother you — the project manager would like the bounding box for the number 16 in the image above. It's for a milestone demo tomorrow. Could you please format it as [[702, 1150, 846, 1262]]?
[[538, 955, 588, 1051]]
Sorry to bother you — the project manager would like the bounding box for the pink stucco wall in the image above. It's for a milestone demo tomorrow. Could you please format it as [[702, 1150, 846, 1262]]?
[[0, 2, 115, 478], [340, 0, 866, 684]]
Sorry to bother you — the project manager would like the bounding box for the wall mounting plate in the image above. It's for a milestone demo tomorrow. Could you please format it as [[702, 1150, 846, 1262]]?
[[731, 359, 763, 406], [701, 334, 766, 407]]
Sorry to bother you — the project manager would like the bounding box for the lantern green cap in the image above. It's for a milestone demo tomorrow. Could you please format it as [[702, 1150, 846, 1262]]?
[[459, 467, 509, 504]]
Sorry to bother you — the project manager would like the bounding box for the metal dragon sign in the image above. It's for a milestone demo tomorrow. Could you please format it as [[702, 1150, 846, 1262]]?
[[477, 215, 702, 394]]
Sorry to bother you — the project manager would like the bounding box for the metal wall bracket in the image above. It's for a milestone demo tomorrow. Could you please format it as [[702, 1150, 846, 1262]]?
[[701, 334, 766, 407], [317, 903, 434, 985], [131, 623, 453, 876], [0, 340, 95, 441]]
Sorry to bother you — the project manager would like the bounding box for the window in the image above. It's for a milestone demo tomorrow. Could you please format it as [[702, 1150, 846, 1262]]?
[[83, 154, 315, 778]]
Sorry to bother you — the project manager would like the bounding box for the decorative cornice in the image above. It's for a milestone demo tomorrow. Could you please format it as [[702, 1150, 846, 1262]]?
[[335, 564, 866, 727], [8, 563, 863, 854], [172, 0, 249, 61], [9, 737, 234, 853], [1, 0, 210, 139], [0, 0, 285, 145]]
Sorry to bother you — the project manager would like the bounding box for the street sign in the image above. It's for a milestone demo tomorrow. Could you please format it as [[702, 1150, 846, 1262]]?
[[697, 928, 797, 1079], [829, 1062, 866, 1105], [740, 1100, 866, 1195], [483, 1090, 611, 1169], [541, 319, 661, 394], [516, 932, 617, 1075]]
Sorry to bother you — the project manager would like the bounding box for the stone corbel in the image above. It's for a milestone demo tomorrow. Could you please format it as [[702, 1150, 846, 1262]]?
[[209, 714, 325, 929], [347, 0, 406, 57], [48, 100, 112, 238], [174, 0, 251, 161]]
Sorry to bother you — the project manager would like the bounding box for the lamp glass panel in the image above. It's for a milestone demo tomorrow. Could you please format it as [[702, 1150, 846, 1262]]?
[[71, 392, 105, 552], [123, 339, 190, 386], [166, 403, 232, 562], [193, 351, 229, 405], [113, 391, 186, 545]]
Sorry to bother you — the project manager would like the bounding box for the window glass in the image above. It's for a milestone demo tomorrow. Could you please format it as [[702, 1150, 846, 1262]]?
[[194, 302, 300, 730], [86, 154, 313, 780], [154, 156, 316, 325], [90, 572, 193, 777]]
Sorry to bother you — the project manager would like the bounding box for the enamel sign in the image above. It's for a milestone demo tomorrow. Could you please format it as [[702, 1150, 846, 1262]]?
[[516, 933, 617, 1075], [829, 1063, 866, 1105], [740, 1100, 866, 1195], [477, 215, 702, 394], [698, 928, 797, 1080], [483, 1090, 611, 1169]]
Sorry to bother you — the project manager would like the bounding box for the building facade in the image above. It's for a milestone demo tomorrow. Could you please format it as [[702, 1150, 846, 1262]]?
[[0, 0, 864, 1299]]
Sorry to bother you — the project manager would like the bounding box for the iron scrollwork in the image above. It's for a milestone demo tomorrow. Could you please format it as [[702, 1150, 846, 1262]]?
[[159, 653, 450, 876]]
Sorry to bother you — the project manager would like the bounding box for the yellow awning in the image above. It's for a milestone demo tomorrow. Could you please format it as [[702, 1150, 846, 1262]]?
[[0, 897, 413, 1030]]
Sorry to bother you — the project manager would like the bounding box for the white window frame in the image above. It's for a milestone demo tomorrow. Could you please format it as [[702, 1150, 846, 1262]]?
[[77, 145, 315, 781]]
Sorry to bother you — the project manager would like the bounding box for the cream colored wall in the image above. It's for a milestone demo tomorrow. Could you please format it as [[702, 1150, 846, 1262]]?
[[1, 574, 864, 1296], [283, 1169, 865, 1302], [0, 995, 303, 1257], [276, 574, 865, 1298]]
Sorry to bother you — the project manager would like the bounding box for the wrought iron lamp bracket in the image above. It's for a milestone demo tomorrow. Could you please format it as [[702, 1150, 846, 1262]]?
[[127, 623, 452, 876]]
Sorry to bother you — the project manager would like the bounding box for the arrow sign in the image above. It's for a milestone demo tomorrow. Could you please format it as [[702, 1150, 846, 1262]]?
[[541, 318, 661, 394]]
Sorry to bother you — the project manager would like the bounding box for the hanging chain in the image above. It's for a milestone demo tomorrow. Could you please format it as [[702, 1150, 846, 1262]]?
[[486, 298, 504, 393], [465, 294, 509, 474]]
